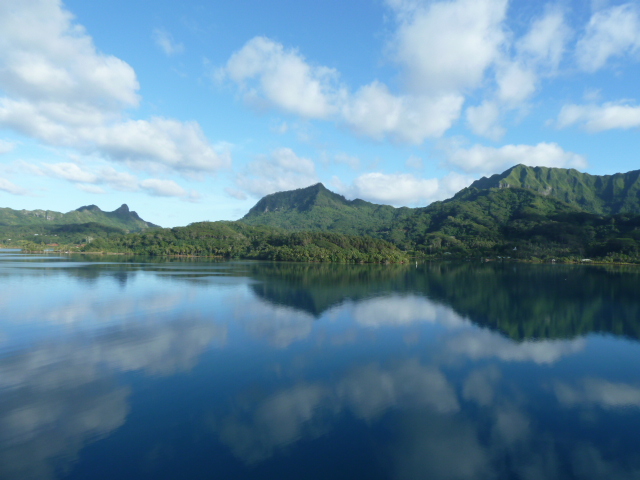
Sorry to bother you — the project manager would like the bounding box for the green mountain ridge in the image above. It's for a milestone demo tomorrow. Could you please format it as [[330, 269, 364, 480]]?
[[242, 183, 408, 236], [0, 204, 159, 244], [466, 164, 640, 214], [0, 203, 158, 229], [241, 165, 640, 260]]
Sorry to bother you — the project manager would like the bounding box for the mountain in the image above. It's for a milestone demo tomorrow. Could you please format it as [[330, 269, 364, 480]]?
[[467, 164, 640, 215], [0, 203, 158, 231], [242, 183, 411, 236], [240, 166, 640, 261], [0, 204, 159, 244]]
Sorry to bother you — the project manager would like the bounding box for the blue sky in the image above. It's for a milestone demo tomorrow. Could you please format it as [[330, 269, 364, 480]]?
[[1, 0, 640, 227]]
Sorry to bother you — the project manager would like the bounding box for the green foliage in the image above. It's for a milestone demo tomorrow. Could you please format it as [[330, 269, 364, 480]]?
[[467, 164, 640, 215], [79, 221, 408, 263], [239, 171, 640, 262], [0, 204, 158, 244]]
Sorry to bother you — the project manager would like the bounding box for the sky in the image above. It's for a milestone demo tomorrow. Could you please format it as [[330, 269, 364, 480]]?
[[1, 0, 640, 227]]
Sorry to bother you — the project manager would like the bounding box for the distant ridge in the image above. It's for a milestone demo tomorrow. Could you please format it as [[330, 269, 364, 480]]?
[[0, 203, 159, 243], [242, 183, 408, 236], [239, 165, 640, 256], [465, 164, 640, 215]]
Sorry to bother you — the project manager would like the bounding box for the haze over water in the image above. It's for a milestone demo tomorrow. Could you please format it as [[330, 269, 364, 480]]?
[[1, 251, 639, 479]]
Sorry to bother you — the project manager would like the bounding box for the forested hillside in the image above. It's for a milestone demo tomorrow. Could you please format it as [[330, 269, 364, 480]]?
[[0, 204, 159, 244], [74, 221, 408, 263], [241, 166, 640, 262]]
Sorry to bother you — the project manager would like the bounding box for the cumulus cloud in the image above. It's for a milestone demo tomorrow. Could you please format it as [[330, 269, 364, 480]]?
[[152, 28, 184, 56], [445, 142, 587, 173], [555, 378, 640, 409], [466, 100, 505, 140], [466, 6, 571, 139], [218, 37, 464, 143], [335, 171, 473, 206], [18, 160, 198, 199], [217, 2, 574, 144], [235, 147, 318, 198], [557, 101, 640, 132], [387, 0, 508, 94], [41, 162, 98, 183], [516, 6, 571, 70], [0, 316, 225, 479], [463, 365, 502, 407], [0, 178, 29, 196], [140, 178, 187, 197], [0, 0, 227, 175], [342, 82, 464, 142], [576, 3, 640, 71], [99, 166, 139, 191], [446, 330, 586, 364], [352, 295, 467, 328], [234, 299, 315, 348], [219, 36, 343, 119], [216, 359, 459, 464]]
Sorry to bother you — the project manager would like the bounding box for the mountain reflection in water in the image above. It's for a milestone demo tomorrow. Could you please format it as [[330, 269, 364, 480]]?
[[0, 254, 639, 480]]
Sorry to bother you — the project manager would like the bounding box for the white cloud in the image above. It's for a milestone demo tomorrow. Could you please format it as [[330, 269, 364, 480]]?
[[342, 82, 464, 143], [516, 6, 571, 70], [235, 147, 318, 198], [41, 162, 98, 183], [466, 6, 571, 139], [0, 0, 139, 109], [446, 330, 586, 364], [91, 117, 230, 173], [219, 38, 464, 143], [0, 0, 227, 175], [140, 178, 187, 197], [555, 378, 640, 409], [219, 36, 343, 119], [0, 178, 28, 196], [557, 101, 640, 132], [336, 171, 473, 206], [352, 295, 467, 329], [0, 317, 224, 479], [495, 63, 537, 105], [386, 0, 508, 94], [339, 360, 460, 420], [576, 3, 640, 71], [463, 365, 501, 407], [19, 161, 141, 192], [235, 298, 315, 348], [99, 166, 139, 191], [466, 100, 505, 140], [152, 28, 184, 56], [19, 160, 200, 199], [445, 142, 587, 173], [216, 359, 459, 464]]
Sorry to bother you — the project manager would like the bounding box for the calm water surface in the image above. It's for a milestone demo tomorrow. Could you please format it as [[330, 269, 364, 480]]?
[[1, 252, 640, 479]]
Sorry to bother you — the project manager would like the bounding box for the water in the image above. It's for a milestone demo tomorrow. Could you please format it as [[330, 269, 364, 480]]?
[[1, 253, 639, 479]]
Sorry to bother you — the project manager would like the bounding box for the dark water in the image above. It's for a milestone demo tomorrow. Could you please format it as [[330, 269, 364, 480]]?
[[1, 252, 640, 480]]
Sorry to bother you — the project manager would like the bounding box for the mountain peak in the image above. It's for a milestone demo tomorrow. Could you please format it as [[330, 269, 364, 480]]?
[[243, 183, 348, 218], [114, 204, 130, 214], [465, 164, 640, 215], [76, 204, 102, 213]]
